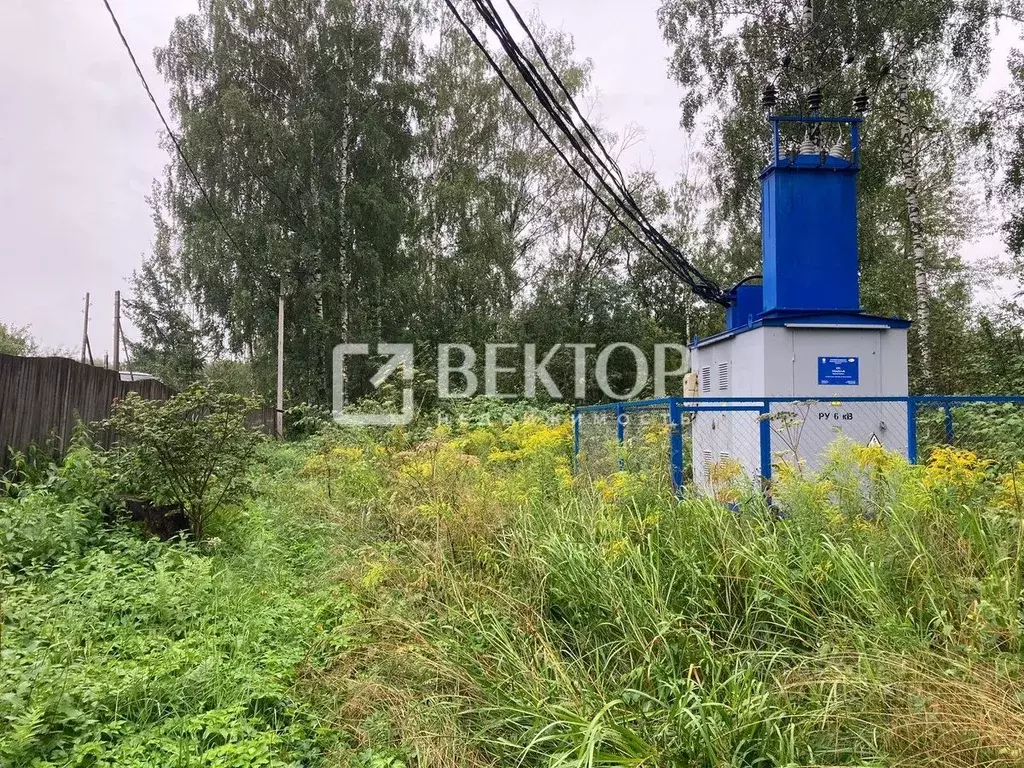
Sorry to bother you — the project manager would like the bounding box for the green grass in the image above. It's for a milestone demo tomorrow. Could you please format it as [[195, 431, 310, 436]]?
[[3, 415, 1024, 767], [0, 444, 357, 767], [299, 419, 1024, 767]]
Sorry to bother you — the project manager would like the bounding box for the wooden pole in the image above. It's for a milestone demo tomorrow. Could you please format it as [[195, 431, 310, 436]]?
[[276, 289, 285, 439], [118, 320, 135, 381], [112, 290, 121, 372], [80, 293, 90, 364]]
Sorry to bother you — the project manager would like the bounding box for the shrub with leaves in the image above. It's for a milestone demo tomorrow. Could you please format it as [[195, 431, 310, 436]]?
[[284, 402, 332, 441], [105, 386, 263, 541], [0, 442, 115, 573]]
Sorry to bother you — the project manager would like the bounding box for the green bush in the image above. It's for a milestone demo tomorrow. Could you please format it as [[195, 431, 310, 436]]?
[[0, 492, 99, 572], [284, 402, 332, 441], [106, 386, 263, 541]]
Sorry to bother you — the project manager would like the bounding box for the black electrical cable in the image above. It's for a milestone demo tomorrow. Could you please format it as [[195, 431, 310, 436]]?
[[446, 0, 729, 305], [101, 0, 277, 287], [475, 0, 700, 281], [440, 0, 701, 288], [485, 0, 718, 291], [491, 0, 625, 188], [733, 274, 763, 289], [489, 0, 722, 301], [503, 0, 625, 188], [503, 0, 723, 298], [483, 0, 725, 302], [467, 1, 641, 218]]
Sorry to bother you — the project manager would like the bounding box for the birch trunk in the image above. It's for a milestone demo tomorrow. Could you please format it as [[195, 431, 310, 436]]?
[[337, 16, 354, 345], [896, 72, 932, 387], [308, 50, 323, 325]]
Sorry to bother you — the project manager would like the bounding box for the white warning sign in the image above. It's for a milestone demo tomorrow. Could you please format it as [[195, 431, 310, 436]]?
[[867, 433, 882, 448]]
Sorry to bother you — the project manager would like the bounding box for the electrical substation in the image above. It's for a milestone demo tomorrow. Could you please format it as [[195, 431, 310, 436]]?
[[688, 112, 912, 488]]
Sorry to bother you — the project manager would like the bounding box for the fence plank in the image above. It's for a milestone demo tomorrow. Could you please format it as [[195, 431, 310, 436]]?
[[0, 354, 278, 469], [0, 354, 176, 468]]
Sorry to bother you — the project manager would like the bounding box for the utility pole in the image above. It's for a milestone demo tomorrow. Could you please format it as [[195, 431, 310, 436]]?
[[118, 319, 134, 381], [80, 293, 91, 364], [112, 290, 121, 372], [276, 288, 285, 439]]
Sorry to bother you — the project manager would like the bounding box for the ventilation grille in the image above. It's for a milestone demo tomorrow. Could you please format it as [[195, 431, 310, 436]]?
[[702, 450, 714, 482], [701, 367, 711, 394], [719, 451, 731, 462], [717, 362, 730, 392]]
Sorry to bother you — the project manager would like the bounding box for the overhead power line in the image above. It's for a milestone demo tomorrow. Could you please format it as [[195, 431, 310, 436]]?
[[101, 0, 267, 282], [466, 0, 725, 302], [440, 0, 684, 284], [443, 0, 729, 306]]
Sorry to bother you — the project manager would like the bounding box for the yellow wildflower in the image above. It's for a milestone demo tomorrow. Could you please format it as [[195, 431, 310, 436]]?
[[330, 446, 364, 462], [605, 538, 629, 561], [851, 442, 898, 472], [923, 446, 992, 491], [995, 462, 1024, 511]]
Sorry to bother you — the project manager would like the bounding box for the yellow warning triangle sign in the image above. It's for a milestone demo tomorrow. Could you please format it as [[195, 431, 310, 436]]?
[[867, 434, 882, 448]]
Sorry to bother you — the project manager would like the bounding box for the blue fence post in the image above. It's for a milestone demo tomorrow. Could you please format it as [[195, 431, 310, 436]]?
[[944, 404, 955, 445], [907, 398, 918, 464], [572, 407, 581, 474], [759, 402, 772, 485], [616, 403, 625, 470], [668, 399, 684, 495]]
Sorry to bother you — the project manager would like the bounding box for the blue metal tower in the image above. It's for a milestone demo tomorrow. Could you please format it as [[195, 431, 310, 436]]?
[[761, 116, 862, 315]]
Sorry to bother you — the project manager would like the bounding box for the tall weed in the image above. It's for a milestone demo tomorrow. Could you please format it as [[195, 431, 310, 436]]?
[[314, 415, 1024, 767]]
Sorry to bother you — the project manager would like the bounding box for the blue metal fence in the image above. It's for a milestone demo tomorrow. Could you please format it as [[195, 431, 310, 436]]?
[[574, 395, 1024, 495]]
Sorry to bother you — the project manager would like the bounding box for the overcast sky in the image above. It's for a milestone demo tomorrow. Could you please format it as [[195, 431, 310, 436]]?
[[0, 0, 1017, 356]]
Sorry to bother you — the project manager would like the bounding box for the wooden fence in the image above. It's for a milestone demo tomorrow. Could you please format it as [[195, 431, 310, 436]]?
[[0, 354, 276, 468]]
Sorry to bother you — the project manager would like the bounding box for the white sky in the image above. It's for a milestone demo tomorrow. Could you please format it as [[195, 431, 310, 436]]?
[[0, 0, 1018, 355]]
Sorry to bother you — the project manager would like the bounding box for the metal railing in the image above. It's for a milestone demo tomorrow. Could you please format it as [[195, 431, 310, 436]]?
[[574, 396, 1024, 495]]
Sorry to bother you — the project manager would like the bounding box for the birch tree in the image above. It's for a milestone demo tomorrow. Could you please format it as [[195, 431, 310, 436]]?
[[136, 0, 423, 403], [896, 69, 933, 379]]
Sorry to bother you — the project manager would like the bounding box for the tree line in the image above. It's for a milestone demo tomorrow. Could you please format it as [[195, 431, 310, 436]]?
[[124, 0, 1024, 404]]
